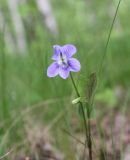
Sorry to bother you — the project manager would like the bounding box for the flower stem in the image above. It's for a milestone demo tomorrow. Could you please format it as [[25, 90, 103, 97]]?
[[86, 104, 92, 160], [70, 72, 80, 98], [70, 72, 91, 159]]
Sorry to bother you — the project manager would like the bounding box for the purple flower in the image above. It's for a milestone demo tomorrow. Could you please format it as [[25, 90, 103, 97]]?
[[47, 44, 81, 79]]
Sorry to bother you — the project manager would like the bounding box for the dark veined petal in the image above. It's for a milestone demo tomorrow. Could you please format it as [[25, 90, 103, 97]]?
[[68, 58, 81, 72], [47, 62, 59, 77], [59, 67, 70, 79], [61, 44, 77, 58], [52, 45, 61, 60]]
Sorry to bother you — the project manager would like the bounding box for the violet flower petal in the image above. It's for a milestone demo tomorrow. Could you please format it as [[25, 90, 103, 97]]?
[[68, 58, 81, 72], [62, 44, 77, 58], [47, 62, 59, 77], [59, 67, 70, 79], [52, 45, 61, 60]]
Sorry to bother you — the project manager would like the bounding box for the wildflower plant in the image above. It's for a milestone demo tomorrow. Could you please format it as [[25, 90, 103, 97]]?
[[47, 44, 96, 160], [47, 44, 81, 79]]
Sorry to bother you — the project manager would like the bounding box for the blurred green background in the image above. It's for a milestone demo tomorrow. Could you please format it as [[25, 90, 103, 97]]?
[[0, 0, 130, 159]]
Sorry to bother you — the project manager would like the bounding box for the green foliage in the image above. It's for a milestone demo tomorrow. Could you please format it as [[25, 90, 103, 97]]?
[[0, 0, 130, 158]]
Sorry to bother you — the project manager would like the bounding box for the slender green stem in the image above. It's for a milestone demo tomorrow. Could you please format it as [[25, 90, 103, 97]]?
[[98, 0, 122, 76], [70, 72, 80, 97], [86, 105, 92, 160], [70, 72, 91, 159], [70, 73, 87, 134], [62, 128, 85, 146], [94, 1, 122, 158]]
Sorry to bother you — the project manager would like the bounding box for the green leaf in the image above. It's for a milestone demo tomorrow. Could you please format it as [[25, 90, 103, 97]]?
[[86, 72, 97, 100]]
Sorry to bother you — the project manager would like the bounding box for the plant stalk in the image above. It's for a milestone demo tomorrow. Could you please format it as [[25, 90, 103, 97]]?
[[87, 104, 92, 160], [70, 72, 92, 160]]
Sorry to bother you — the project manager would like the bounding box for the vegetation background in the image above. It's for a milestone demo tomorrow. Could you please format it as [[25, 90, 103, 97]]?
[[0, 0, 130, 159]]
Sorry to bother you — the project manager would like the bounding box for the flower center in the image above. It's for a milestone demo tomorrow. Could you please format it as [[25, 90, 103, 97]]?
[[57, 52, 68, 68]]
